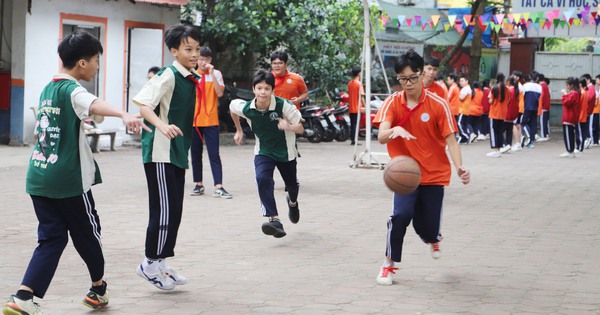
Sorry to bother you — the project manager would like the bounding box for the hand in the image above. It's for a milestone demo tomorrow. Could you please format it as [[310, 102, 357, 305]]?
[[277, 118, 291, 131], [158, 123, 183, 139], [561, 89, 566, 95], [233, 130, 244, 145], [121, 113, 151, 135], [290, 97, 299, 103], [457, 166, 470, 185], [205, 63, 214, 74], [389, 126, 416, 140]]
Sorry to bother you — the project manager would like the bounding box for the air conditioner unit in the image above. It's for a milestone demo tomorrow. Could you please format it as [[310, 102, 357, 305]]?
[[397, 0, 416, 6]]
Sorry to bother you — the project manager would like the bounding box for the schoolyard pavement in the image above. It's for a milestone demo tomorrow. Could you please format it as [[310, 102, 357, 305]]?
[[1, 135, 599, 314]]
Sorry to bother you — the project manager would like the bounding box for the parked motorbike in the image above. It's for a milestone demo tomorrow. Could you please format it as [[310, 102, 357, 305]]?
[[332, 105, 350, 142], [299, 105, 327, 143]]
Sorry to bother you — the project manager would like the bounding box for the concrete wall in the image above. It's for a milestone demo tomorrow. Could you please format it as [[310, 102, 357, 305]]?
[[14, 0, 180, 145]]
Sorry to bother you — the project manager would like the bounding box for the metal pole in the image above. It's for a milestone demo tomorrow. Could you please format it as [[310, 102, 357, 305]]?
[[362, 0, 372, 164]]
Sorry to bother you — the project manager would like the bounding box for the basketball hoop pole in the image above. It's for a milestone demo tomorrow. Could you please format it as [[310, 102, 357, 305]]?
[[351, 0, 387, 169]]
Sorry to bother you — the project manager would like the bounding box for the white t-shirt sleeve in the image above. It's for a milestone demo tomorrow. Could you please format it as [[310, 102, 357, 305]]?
[[282, 101, 302, 125], [133, 67, 175, 109], [214, 70, 225, 87], [229, 99, 248, 118], [71, 86, 100, 121]]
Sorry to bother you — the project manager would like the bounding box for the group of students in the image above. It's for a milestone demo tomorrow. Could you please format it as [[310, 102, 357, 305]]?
[[3, 24, 311, 315]]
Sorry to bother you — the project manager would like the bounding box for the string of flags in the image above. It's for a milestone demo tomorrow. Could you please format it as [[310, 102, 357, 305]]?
[[381, 5, 600, 35]]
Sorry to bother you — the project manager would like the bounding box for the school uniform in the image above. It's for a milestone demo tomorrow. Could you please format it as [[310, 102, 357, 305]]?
[[562, 91, 581, 153], [539, 81, 551, 138], [457, 86, 472, 143], [24, 74, 104, 298], [374, 88, 456, 262], [489, 85, 510, 149], [229, 95, 302, 217], [521, 82, 542, 145], [133, 61, 197, 259]]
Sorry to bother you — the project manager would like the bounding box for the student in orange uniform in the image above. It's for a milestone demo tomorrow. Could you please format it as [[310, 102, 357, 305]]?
[[190, 47, 231, 199], [575, 78, 589, 153], [511, 71, 525, 151], [373, 50, 470, 286], [487, 73, 510, 157], [502, 76, 520, 152], [270, 51, 308, 109], [591, 75, 600, 146], [447, 73, 460, 127], [422, 57, 447, 101], [435, 73, 449, 97], [348, 66, 365, 145], [457, 75, 472, 144], [559, 77, 581, 157], [469, 81, 484, 142]]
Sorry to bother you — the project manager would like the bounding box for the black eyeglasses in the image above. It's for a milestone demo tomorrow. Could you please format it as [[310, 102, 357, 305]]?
[[397, 73, 421, 85]]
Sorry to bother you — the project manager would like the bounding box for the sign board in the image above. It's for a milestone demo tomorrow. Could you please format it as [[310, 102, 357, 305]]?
[[512, 0, 600, 13], [377, 41, 424, 59]]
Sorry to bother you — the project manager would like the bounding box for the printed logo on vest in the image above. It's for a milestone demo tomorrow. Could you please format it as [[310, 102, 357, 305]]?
[[421, 113, 430, 122], [287, 79, 293, 84], [269, 112, 279, 121]]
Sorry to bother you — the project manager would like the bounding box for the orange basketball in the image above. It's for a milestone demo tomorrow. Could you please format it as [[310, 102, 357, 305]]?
[[383, 156, 421, 195]]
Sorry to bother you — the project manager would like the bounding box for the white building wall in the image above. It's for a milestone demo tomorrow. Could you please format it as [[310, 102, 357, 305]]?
[[22, 0, 180, 144]]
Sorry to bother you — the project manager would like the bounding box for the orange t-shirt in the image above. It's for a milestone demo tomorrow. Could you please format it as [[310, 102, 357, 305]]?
[[595, 90, 600, 114], [489, 85, 510, 120], [447, 83, 460, 116], [469, 89, 484, 116], [459, 86, 472, 115], [518, 88, 525, 113], [424, 82, 448, 101], [193, 70, 224, 127], [374, 88, 457, 186], [579, 88, 588, 123], [347, 78, 364, 114], [273, 71, 308, 109]]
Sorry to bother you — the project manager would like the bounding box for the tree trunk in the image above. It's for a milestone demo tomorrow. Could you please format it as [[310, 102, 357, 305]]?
[[468, 0, 486, 82], [440, 0, 484, 75]]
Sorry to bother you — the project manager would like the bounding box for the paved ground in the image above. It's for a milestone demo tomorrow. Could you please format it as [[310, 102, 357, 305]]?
[[1, 135, 599, 314]]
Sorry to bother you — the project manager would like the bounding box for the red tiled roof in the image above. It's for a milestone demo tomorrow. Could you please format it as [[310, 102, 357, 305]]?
[[133, 0, 188, 6]]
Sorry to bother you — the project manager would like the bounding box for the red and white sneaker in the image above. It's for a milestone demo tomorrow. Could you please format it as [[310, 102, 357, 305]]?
[[430, 242, 441, 259], [376, 265, 398, 286]]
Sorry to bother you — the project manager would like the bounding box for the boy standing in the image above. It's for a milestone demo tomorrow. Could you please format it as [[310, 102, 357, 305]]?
[[229, 70, 304, 238], [347, 66, 364, 145], [190, 47, 232, 199], [2, 30, 147, 314], [133, 24, 201, 290], [373, 50, 470, 286]]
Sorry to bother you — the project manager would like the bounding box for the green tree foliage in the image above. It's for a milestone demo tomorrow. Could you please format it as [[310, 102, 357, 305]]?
[[182, 0, 370, 101]]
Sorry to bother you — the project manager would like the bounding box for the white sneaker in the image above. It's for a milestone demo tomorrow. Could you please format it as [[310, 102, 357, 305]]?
[[584, 138, 592, 149], [430, 242, 442, 259], [499, 145, 511, 154], [161, 266, 188, 285], [136, 264, 177, 290], [537, 137, 549, 142], [486, 151, 502, 158], [469, 134, 477, 143], [559, 151, 575, 158], [511, 144, 522, 152], [476, 134, 486, 140], [376, 265, 398, 286], [574, 149, 583, 154], [3, 295, 42, 315]]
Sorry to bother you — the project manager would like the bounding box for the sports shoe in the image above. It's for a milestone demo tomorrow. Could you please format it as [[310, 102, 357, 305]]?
[[537, 137, 549, 142], [520, 135, 527, 148], [499, 145, 511, 154], [584, 138, 592, 149], [525, 143, 535, 149], [486, 151, 501, 158], [82, 289, 109, 310], [287, 195, 300, 224], [261, 219, 286, 238], [3, 295, 41, 315], [190, 185, 205, 196], [160, 266, 188, 285], [430, 242, 441, 259], [511, 144, 522, 152], [376, 265, 398, 286], [476, 134, 486, 141], [469, 133, 477, 143], [574, 149, 583, 154], [213, 187, 232, 199], [136, 264, 176, 290], [559, 151, 575, 158]]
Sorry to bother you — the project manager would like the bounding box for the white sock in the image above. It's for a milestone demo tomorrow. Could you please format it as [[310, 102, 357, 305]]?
[[142, 257, 161, 274], [383, 259, 394, 267]]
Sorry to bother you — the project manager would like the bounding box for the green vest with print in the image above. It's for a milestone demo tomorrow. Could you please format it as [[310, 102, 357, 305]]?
[[242, 97, 292, 162]]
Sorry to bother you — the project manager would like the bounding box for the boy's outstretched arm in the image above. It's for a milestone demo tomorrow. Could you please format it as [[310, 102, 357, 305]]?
[[138, 106, 183, 139], [445, 133, 470, 185], [230, 111, 244, 145], [89, 99, 150, 135]]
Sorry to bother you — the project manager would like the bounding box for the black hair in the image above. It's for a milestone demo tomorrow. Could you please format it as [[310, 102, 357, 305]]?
[[544, 78, 550, 84], [530, 72, 538, 83], [351, 66, 361, 77], [566, 77, 580, 94], [270, 50, 289, 63], [200, 46, 212, 57], [492, 73, 507, 102], [537, 73, 545, 81], [524, 74, 532, 82], [252, 69, 275, 89], [512, 70, 523, 78], [583, 73, 592, 82], [435, 73, 444, 81], [395, 49, 424, 74], [447, 73, 457, 82], [471, 81, 480, 97], [148, 66, 160, 75], [58, 30, 103, 69], [579, 77, 588, 90], [508, 76, 519, 97], [482, 79, 490, 89], [596, 74, 600, 80], [164, 24, 201, 50], [424, 56, 440, 68]]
